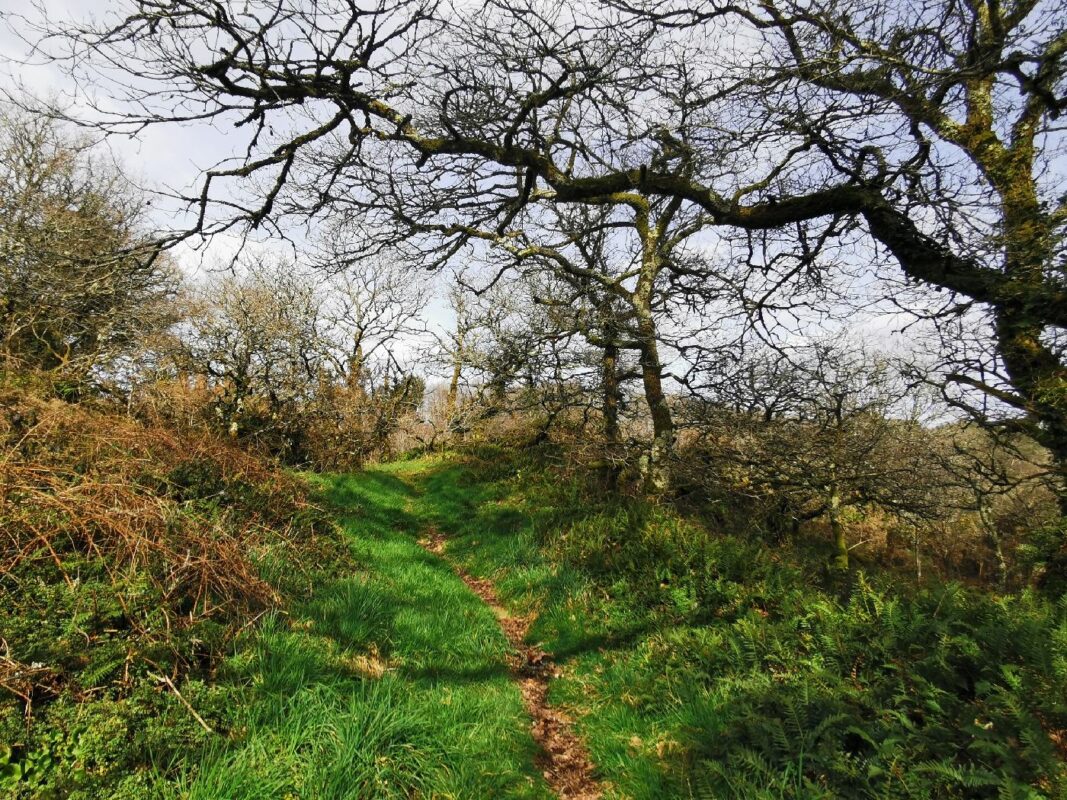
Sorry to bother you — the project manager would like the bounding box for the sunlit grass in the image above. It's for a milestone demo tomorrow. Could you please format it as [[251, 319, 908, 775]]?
[[401, 451, 1067, 800], [172, 464, 550, 799], [155, 450, 1067, 799]]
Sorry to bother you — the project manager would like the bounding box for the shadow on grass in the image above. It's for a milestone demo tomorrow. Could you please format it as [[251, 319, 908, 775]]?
[[181, 465, 551, 800], [319, 469, 421, 536], [401, 456, 664, 666]]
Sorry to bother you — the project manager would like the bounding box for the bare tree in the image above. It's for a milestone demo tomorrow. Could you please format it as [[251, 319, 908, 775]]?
[[27, 0, 1067, 505], [448, 193, 709, 491], [165, 259, 325, 453], [690, 342, 940, 571], [314, 241, 429, 393], [611, 0, 1067, 506], [453, 269, 615, 449], [934, 425, 1059, 589]]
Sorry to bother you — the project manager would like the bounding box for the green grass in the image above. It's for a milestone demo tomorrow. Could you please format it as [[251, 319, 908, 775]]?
[[7, 447, 1066, 799], [396, 449, 1067, 800], [2, 456, 552, 799], [171, 462, 550, 799]]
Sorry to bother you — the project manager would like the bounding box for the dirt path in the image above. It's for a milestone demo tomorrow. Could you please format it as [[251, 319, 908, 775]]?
[[419, 531, 602, 800]]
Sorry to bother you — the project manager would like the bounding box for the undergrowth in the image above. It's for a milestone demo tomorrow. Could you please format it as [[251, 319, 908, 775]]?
[[0, 381, 345, 797], [5, 414, 1066, 799], [2, 412, 551, 797], [419, 447, 1067, 800]]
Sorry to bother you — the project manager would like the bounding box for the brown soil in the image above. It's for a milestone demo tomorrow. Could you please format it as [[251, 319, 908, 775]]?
[[419, 531, 602, 800]]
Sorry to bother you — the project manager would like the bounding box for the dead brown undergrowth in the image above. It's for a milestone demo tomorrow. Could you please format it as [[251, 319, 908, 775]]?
[[0, 381, 333, 662]]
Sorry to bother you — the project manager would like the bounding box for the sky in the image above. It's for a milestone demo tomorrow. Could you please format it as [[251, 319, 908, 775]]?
[[1, 0, 461, 361], [0, 0, 957, 391], [2, 0, 350, 266]]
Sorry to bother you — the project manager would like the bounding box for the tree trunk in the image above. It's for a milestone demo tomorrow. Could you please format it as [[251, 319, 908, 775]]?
[[994, 309, 1067, 515], [636, 315, 674, 493], [978, 499, 1008, 592], [828, 474, 848, 572], [602, 341, 620, 445], [632, 199, 681, 494], [978, 111, 1066, 513], [347, 334, 366, 396], [601, 300, 623, 488], [993, 179, 1067, 515], [599, 323, 623, 488], [445, 356, 461, 436]]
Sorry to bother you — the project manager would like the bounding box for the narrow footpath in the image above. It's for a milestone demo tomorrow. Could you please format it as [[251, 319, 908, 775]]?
[[419, 529, 602, 800]]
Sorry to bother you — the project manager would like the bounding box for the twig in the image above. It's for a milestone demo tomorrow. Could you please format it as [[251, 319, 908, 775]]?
[[150, 671, 215, 734]]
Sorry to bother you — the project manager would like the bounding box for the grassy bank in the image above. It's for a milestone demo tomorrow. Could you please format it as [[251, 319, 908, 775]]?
[[409, 449, 1067, 799], [0, 385, 346, 798], [173, 467, 549, 799], [5, 442, 1066, 798], [2, 438, 550, 798]]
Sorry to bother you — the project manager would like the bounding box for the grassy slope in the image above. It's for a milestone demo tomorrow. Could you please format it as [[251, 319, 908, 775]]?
[[173, 462, 550, 799], [0, 385, 350, 799], [2, 450, 551, 798], [8, 445, 1065, 798], [403, 450, 1067, 800]]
